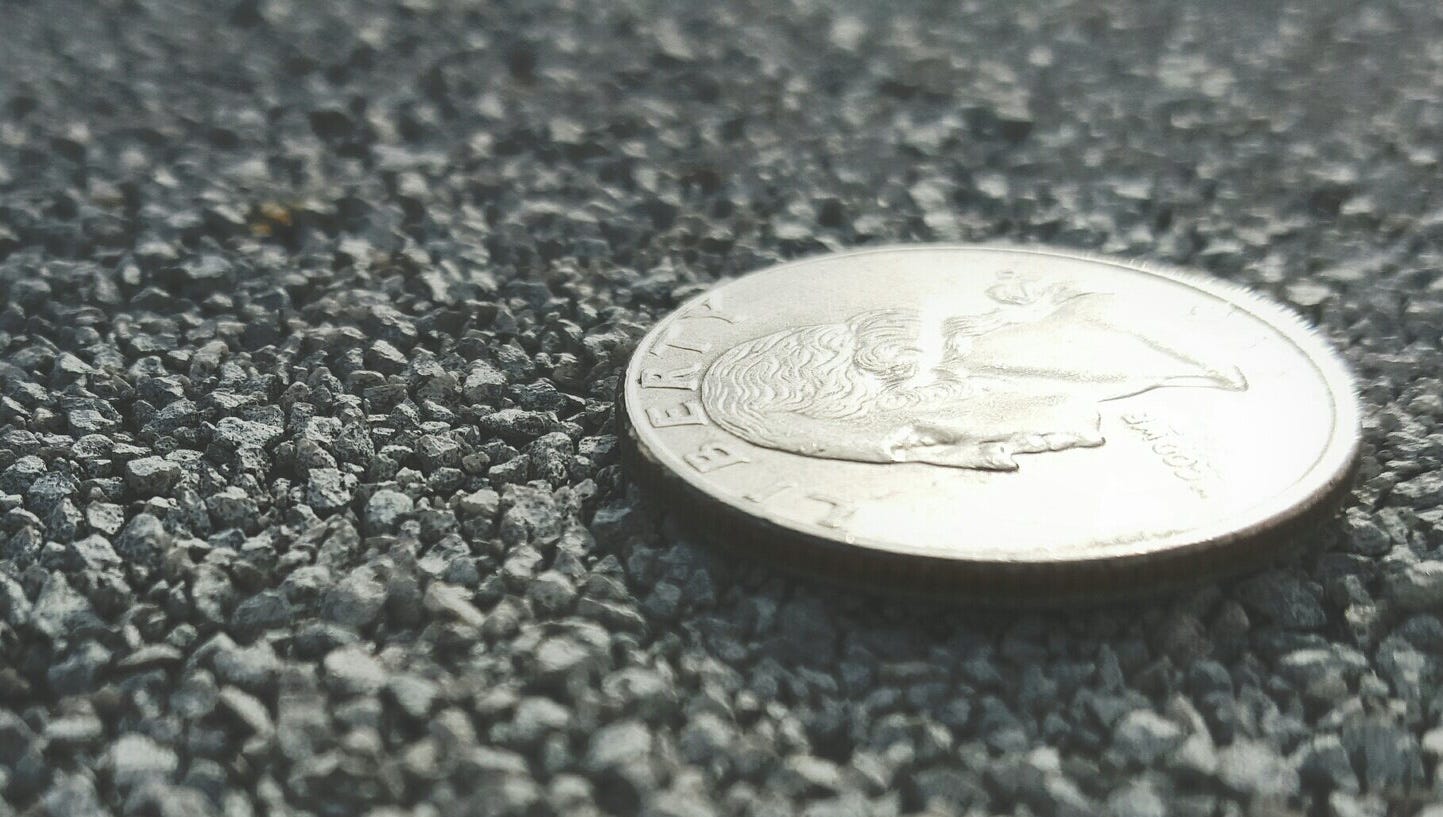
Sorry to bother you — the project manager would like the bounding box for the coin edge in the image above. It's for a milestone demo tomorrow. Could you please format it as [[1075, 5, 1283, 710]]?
[[620, 244, 1362, 581]]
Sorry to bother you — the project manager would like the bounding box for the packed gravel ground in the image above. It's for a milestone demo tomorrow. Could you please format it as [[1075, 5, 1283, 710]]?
[[3, 1, 1443, 815]]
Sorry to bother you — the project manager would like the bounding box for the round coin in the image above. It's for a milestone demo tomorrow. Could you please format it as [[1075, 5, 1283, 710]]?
[[619, 245, 1361, 604]]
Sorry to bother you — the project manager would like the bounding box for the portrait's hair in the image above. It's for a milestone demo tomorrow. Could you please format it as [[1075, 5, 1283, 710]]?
[[696, 274, 1244, 471], [701, 309, 971, 449]]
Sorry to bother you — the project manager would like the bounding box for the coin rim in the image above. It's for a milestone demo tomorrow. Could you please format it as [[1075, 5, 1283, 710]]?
[[617, 400, 1355, 605], [621, 244, 1361, 569]]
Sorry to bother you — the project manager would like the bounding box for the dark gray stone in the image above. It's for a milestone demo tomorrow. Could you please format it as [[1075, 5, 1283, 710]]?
[[387, 675, 439, 720], [40, 773, 105, 817], [48, 641, 112, 695], [66, 534, 122, 573], [145, 399, 198, 436], [1236, 572, 1327, 630], [511, 696, 571, 747], [1391, 472, 1443, 508], [463, 361, 507, 404], [116, 644, 183, 672], [1112, 710, 1184, 765], [584, 719, 652, 773], [215, 417, 284, 450], [67, 408, 117, 434], [218, 686, 274, 737], [84, 502, 125, 535], [32, 571, 100, 639], [114, 512, 171, 570], [1383, 560, 1443, 611], [416, 434, 462, 471], [306, 467, 355, 514], [207, 487, 259, 530], [124, 457, 181, 495], [678, 713, 734, 764], [26, 471, 78, 517], [0, 455, 45, 494], [1296, 734, 1358, 793], [422, 581, 485, 627], [322, 568, 386, 629], [323, 646, 387, 696], [231, 590, 292, 640], [364, 489, 414, 532], [528, 571, 578, 616], [1343, 716, 1425, 793], [1105, 783, 1166, 817], [212, 640, 281, 693], [1217, 740, 1299, 798], [108, 734, 179, 790]]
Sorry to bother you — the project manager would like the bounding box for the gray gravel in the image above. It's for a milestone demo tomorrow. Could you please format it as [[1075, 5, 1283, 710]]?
[[3, 0, 1443, 815]]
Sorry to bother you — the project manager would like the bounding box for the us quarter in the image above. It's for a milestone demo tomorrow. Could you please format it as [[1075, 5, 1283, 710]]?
[[619, 245, 1361, 604]]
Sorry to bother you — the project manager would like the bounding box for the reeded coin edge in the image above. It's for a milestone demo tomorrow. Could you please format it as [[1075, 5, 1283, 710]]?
[[621, 244, 1362, 569]]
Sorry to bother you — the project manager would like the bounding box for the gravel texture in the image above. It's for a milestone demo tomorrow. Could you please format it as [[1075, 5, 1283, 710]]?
[[3, 1, 1443, 815]]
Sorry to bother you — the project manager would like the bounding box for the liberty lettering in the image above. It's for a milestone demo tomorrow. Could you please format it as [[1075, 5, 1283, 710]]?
[[684, 442, 749, 473], [647, 401, 707, 428]]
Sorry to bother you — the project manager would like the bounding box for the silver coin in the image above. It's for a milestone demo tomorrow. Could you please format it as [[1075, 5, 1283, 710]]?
[[619, 245, 1360, 603]]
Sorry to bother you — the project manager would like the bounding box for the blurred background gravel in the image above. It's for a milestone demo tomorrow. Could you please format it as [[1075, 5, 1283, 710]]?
[[3, 1, 1443, 815]]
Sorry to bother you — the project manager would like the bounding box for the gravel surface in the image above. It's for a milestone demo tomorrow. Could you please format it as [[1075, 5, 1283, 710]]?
[[3, 1, 1443, 815]]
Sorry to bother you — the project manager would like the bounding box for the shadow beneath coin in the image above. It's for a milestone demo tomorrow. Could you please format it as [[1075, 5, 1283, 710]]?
[[599, 486, 1349, 788]]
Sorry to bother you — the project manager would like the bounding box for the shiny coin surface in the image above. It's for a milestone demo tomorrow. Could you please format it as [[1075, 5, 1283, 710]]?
[[619, 245, 1360, 604]]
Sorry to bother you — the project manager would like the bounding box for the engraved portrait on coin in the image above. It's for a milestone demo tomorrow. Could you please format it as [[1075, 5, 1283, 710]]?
[[619, 245, 1360, 603], [701, 271, 1248, 471]]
